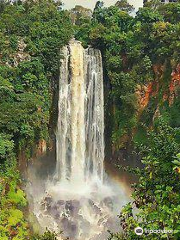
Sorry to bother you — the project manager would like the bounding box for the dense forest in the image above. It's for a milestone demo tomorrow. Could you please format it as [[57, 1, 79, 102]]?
[[0, 0, 180, 239]]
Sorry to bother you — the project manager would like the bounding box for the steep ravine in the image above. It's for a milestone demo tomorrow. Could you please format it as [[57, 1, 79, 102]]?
[[24, 40, 131, 240]]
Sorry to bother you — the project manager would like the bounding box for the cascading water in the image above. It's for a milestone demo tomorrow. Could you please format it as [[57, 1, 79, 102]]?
[[56, 40, 104, 184], [27, 39, 129, 240]]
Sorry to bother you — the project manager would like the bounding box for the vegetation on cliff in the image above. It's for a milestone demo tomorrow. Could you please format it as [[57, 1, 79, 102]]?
[[0, 0, 73, 239], [74, 1, 180, 239], [75, 0, 180, 148], [0, 0, 180, 239], [0, 0, 72, 155], [109, 119, 180, 239], [0, 160, 29, 240]]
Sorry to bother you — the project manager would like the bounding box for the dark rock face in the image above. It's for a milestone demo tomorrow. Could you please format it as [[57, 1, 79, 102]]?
[[38, 192, 120, 240]]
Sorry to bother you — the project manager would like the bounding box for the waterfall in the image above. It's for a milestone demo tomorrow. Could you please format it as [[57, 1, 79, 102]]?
[[28, 39, 129, 240], [56, 39, 104, 184]]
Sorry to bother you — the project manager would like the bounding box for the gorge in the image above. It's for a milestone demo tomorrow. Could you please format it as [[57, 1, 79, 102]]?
[[1, 1, 180, 239], [27, 40, 129, 240]]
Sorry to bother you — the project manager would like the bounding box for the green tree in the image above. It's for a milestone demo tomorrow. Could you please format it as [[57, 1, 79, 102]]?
[[110, 119, 180, 239], [0, 1, 73, 239], [115, 0, 134, 13], [70, 5, 92, 25]]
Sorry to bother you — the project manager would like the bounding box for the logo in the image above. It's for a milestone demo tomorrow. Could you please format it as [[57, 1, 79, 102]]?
[[135, 227, 143, 235]]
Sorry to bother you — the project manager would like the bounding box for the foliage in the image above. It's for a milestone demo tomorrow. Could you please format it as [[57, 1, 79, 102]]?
[[0, 0, 73, 155], [70, 5, 92, 25], [74, 4, 180, 239], [32, 230, 58, 240], [0, 0, 73, 239], [109, 119, 180, 239], [115, 0, 135, 13], [0, 134, 14, 161], [160, 91, 180, 128], [0, 160, 29, 240], [1, 0, 180, 239], [32, 229, 70, 240], [75, 1, 180, 149]]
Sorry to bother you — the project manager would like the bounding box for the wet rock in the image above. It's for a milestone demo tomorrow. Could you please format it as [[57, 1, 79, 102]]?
[[49, 205, 58, 217], [57, 200, 65, 206], [102, 197, 113, 209], [61, 218, 78, 239], [62, 200, 79, 217]]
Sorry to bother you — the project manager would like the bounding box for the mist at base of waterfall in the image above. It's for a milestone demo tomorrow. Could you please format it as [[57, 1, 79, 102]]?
[[26, 40, 130, 239], [27, 174, 129, 240]]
